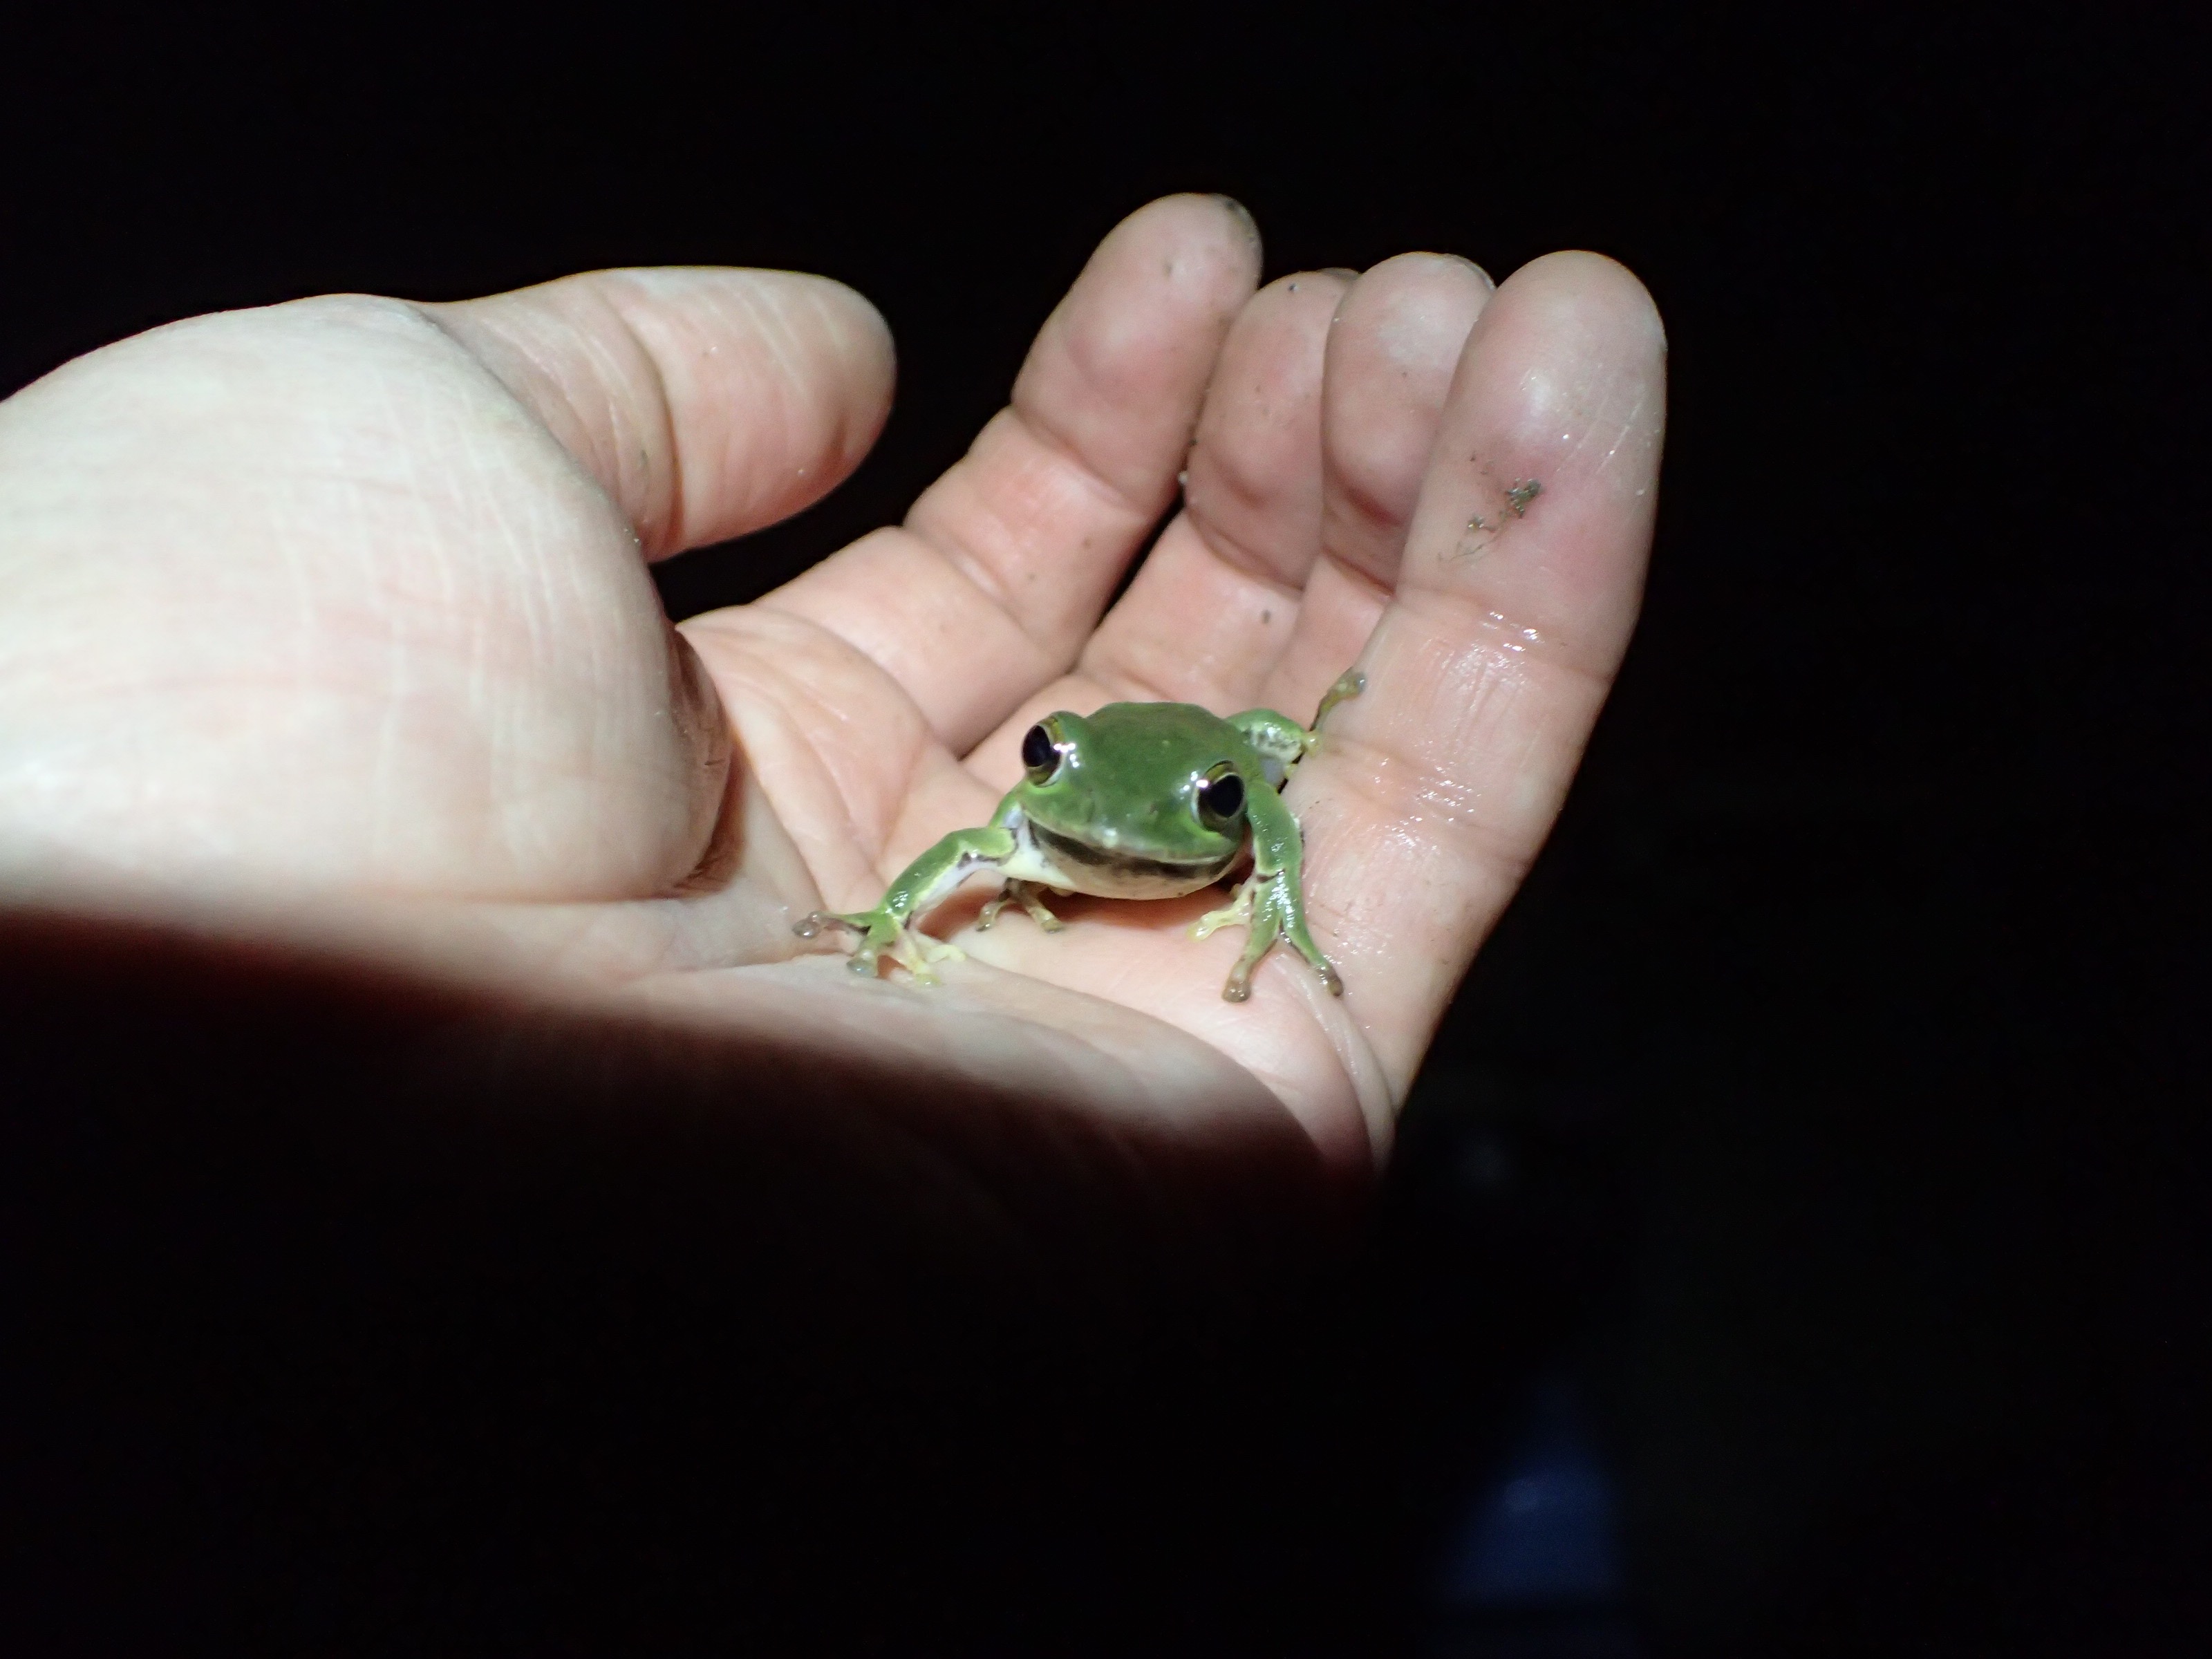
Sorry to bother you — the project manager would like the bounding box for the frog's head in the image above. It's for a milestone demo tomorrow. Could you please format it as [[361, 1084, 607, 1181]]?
[[1013, 702, 1250, 871]]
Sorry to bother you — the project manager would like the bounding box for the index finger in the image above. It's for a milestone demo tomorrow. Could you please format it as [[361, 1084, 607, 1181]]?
[[1296, 252, 1666, 1094]]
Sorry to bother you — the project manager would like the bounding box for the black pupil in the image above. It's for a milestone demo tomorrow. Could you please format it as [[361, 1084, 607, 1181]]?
[[1022, 724, 1056, 773], [1203, 771, 1244, 818]]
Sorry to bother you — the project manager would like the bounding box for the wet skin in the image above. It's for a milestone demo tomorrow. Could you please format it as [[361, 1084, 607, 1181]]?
[[800, 671, 1363, 1002]]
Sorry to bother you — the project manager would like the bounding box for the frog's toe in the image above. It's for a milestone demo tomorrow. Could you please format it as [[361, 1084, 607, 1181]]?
[[1284, 930, 1345, 996], [908, 952, 963, 986], [1191, 892, 1253, 941], [885, 928, 965, 984], [799, 909, 881, 939], [1014, 884, 1066, 931]]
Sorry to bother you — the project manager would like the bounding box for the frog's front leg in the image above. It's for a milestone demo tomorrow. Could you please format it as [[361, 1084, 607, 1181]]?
[[1192, 785, 1343, 1002], [1229, 670, 1365, 781], [796, 824, 1016, 985], [1311, 667, 1365, 732]]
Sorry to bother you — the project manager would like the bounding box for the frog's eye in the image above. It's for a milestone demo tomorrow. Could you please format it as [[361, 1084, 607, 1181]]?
[[1195, 762, 1246, 832], [1021, 720, 1067, 783]]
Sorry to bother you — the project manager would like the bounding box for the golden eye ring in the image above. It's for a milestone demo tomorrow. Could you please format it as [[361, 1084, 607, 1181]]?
[[1195, 762, 1246, 831], [1022, 719, 1069, 783]]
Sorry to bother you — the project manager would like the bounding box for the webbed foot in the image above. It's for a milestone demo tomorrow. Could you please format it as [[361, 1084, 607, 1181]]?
[[1193, 874, 1344, 1002], [796, 908, 964, 986]]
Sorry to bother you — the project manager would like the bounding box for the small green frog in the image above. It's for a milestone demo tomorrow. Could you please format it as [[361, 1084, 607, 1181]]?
[[798, 671, 1363, 1002]]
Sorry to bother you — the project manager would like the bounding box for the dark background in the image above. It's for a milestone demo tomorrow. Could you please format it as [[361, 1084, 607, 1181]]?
[[4, 4, 2205, 1653]]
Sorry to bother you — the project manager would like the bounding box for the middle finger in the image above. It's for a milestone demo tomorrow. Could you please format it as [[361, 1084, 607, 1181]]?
[[1259, 252, 1493, 723], [1074, 270, 1350, 714]]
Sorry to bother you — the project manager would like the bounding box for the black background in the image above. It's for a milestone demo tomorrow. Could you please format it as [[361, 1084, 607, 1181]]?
[[3, 3, 2206, 1653]]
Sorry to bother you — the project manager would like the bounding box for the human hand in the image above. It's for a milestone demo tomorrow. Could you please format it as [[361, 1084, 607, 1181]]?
[[0, 195, 1663, 1182]]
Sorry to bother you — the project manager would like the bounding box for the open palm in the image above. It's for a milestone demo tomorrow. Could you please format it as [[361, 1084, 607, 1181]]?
[[0, 195, 1662, 1182]]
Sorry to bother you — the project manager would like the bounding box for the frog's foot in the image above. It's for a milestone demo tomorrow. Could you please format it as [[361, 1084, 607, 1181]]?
[[795, 908, 964, 986], [1289, 668, 1368, 760], [888, 926, 966, 984], [1196, 874, 1344, 1002], [1311, 668, 1366, 736], [975, 879, 1065, 934], [1013, 880, 1067, 931]]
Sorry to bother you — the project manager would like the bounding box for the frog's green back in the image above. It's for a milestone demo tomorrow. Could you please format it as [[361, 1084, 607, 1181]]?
[[1022, 702, 1259, 856]]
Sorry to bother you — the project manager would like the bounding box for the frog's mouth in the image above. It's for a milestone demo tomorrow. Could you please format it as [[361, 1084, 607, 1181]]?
[[1013, 818, 1239, 901]]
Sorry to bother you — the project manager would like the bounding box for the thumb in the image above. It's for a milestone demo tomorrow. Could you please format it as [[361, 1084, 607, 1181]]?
[[427, 268, 895, 560]]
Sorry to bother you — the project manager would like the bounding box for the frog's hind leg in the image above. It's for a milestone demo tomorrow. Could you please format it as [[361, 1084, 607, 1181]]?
[[1196, 866, 1342, 1002], [1231, 868, 1343, 1001], [975, 879, 1066, 933], [1195, 785, 1344, 1002]]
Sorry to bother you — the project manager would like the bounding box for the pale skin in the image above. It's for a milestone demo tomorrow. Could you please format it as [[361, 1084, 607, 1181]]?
[[0, 194, 1665, 1184]]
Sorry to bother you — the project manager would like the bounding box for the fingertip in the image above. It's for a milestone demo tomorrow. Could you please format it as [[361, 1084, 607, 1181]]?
[[1314, 252, 1493, 586], [740, 268, 898, 429], [1336, 251, 1494, 348], [1488, 250, 1666, 361], [1057, 191, 1266, 364], [597, 267, 898, 542], [1008, 193, 1265, 512], [1388, 245, 1667, 662], [1447, 249, 1669, 505], [760, 269, 898, 496], [1445, 252, 1499, 292], [1203, 192, 1265, 273], [1179, 266, 1351, 585], [1098, 193, 1267, 315]]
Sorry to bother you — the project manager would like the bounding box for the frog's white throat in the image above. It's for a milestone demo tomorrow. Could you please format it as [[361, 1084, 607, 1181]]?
[[1002, 811, 1238, 901]]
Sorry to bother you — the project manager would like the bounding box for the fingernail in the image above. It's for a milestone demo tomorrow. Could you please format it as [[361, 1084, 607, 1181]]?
[[1439, 252, 1497, 290], [1210, 194, 1262, 256]]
